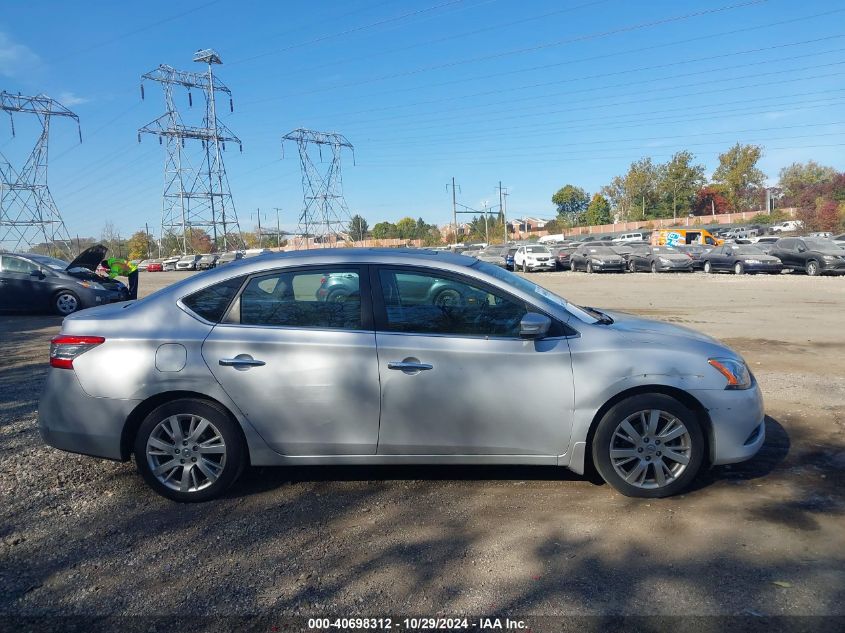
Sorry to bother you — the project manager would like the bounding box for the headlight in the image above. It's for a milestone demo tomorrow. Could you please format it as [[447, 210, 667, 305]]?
[[594, 259, 605, 264], [659, 257, 670, 264], [823, 255, 838, 262], [708, 358, 752, 390], [76, 281, 105, 291]]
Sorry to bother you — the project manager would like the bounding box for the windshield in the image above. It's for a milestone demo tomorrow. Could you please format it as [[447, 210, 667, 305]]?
[[652, 246, 679, 254], [525, 246, 550, 254], [804, 239, 843, 252], [587, 247, 616, 256], [733, 245, 766, 255], [29, 255, 69, 270], [472, 260, 597, 323]]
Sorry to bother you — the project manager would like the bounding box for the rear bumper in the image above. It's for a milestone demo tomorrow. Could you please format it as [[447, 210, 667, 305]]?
[[690, 381, 766, 465], [38, 368, 139, 461]]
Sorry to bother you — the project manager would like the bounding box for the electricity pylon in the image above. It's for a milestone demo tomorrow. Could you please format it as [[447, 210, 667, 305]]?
[[281, 129, 354, 249], [0, 92, 80, 257], [139, 49, 243, 254]]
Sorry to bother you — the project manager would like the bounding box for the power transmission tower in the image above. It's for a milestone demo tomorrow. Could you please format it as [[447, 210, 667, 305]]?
[[281, 129, 354, 249], [0, 92, 80, 257], [139, 49, 243, 255]]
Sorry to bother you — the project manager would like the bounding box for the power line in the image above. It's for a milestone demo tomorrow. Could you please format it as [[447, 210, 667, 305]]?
[[267, 0, 769, 101]]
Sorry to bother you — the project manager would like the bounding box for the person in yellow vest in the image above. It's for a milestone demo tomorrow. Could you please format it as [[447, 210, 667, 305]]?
[[100, 257, 139, 300]]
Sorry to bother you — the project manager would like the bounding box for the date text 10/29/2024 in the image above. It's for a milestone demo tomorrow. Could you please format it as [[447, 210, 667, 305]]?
[[307, 618, 528, 630]]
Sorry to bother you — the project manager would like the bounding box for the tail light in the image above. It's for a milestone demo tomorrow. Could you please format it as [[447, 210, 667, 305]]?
[[49, 335, 105, 369]]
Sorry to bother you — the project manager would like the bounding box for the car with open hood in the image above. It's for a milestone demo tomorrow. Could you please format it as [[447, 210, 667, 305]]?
[[38, 248, 766, 501], [0, 246, 126, 315]]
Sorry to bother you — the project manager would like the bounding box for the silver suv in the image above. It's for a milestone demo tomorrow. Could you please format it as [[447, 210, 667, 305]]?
[[39, 249, 765, 501]]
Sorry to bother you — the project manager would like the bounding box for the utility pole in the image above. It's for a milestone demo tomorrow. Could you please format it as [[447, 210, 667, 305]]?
[[497, 181, 508, 244], [255, 208, 262, 248], [447, 177, 460, 246], [711, 198, 715, 217], [145, 222, 152, 259], [273, 207, 282, 249]]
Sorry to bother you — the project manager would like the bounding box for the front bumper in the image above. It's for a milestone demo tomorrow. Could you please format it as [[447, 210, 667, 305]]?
[[820, 261, 845, 274], [655, 262, 693, 272], [745, 263, 783, 273], [592, 262, 625, 272], [38, 368, 139, 461], [524, 261, 555, 271], [690, 381, 766, 465]]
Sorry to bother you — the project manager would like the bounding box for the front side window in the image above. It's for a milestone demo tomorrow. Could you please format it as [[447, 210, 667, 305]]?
[[240, 269, 362, 330], [378, 269, 527, 337], [0, 256, 38, 274]]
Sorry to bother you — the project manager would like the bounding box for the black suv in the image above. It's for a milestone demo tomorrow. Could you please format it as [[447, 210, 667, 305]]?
[[769, 237, 845, 276]]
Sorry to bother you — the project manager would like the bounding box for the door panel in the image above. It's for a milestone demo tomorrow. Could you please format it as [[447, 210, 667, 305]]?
[[201, 266, 380, 455], [372, 266, 575, 456]]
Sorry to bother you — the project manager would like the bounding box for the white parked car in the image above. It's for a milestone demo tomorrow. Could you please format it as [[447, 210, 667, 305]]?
[[614, 232, 646, 243], [770, 220, 803, 233], [513, 245, 555, 272]]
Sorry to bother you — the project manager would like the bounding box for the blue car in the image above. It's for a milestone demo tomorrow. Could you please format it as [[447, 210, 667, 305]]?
[[504, 247, 517, 271]]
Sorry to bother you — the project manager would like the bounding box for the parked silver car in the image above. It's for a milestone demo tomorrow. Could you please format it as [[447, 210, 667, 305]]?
[[39, 249, 765, 501]]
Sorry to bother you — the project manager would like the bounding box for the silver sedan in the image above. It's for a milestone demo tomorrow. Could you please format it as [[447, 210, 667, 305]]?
[[39, 249, 765, 501]]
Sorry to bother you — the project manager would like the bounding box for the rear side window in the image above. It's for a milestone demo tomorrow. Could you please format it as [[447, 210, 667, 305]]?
[[240, 269, 362, 330], [182, 276, 245, 322]]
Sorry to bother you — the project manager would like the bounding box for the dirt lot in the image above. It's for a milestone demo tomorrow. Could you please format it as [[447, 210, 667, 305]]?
[[1, 269, 844, 623]]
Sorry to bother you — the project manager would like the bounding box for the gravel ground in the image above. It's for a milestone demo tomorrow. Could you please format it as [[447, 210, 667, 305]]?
[[1, 269, 844, 625]]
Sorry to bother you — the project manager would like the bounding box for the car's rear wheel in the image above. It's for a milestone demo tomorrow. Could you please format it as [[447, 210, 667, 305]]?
[[703, 261, 712, 274], [591, 394, 704, 498], [806, 260, 820, 276], [734, 262, 745, 275], [586, 261, 593, 274], [650, 261, 658, 274], [570, 260, 577, 272], [134, 399, 245, 502], [522, 261, 528, 273], [53, 290, 80, 315], [628, 260, 636, 273]]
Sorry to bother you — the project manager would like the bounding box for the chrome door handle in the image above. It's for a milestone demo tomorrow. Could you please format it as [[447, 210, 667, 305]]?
[[388, 361, 433, 371], [219, 357, 266, 367]]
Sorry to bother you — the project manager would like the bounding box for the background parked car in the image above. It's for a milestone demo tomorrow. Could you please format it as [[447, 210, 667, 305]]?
[[474, 245, 507, 267], [162, 256, 181, 271], [136, 260, 151, 272], [770, 220, 803, 233], [832, 233, 845, 247], [550, 244, 578, 270], [216, 251, 244, 266], [176, 254, 202, 271], [627, 245, 693, 273], [701, 244, 783, 275], [513, 245, 555, 272], [769, 237, 845, 276], [675, 244, 711, 270], [503, 247, 518, 271], [749, 236, 780, 254], [145, 260, 163, 272], [1, 249, 115, 315], [197, 254, 219, 270], [570, 245, 626, 273]]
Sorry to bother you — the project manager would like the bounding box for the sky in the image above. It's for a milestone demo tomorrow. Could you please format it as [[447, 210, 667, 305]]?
[[1, 0, 844, 239]]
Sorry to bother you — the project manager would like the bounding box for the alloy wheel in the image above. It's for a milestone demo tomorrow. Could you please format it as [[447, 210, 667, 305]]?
[[146, 414, 227, 493], [609, 409, 692, 490]]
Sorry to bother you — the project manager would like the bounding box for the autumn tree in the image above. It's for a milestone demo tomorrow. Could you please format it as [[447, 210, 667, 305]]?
[[693, 186, 730, 216], [551, 185, 589, 223], [126, 230, 156, 259], [778, 161, 838, 200], [712, 143, 766, 212], [187, 228, 213, 253], [584, 193, 612, 225]]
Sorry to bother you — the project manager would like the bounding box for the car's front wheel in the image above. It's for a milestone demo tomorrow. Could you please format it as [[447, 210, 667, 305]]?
[[703, 261, 712, 274], [591, 394, 705, 498], [53, 290, 80, 315], [134, 398, 245, 502], [734, 261, 745, 275], [628, 260, 636, 273], [806, 260, 820, 276]]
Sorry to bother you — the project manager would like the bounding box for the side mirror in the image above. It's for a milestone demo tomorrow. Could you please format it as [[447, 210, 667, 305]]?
[[30, 269, 45, 279], [797, 246, 806, 253], [519, 312, 551, 340]]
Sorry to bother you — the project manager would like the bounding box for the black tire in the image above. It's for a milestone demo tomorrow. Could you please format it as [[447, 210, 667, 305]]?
[[734, 261, 745, 275], [806, 260, 820, 277], [703, 261, 712, 274], [326, 289, 350, 303], [134, 398, 245, 502], [650, 261, 658, 274], [570, 260, 577, 272], [522, 260, 528, 273], [628, 260, 636, 273], [586, 261, 593, 274], [591, 393, 705, 499], [53, 290, 81, 315]]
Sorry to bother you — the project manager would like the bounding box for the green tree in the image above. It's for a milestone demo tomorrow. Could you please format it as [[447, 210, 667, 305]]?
[[187, 228, 212, 253], [600, 175, 631, 221], [584, 193, 612, 225], [625, 157, 661, 219], [371, 221, 396, 240], [126, 230, 156, 259], [394, 217, 418, 239], [659, 151, 706, 219], [551, 184, 589, 223], [349, 214, 369, 241], [712, 143, 766, 212], [778, 160, 838, 199]]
